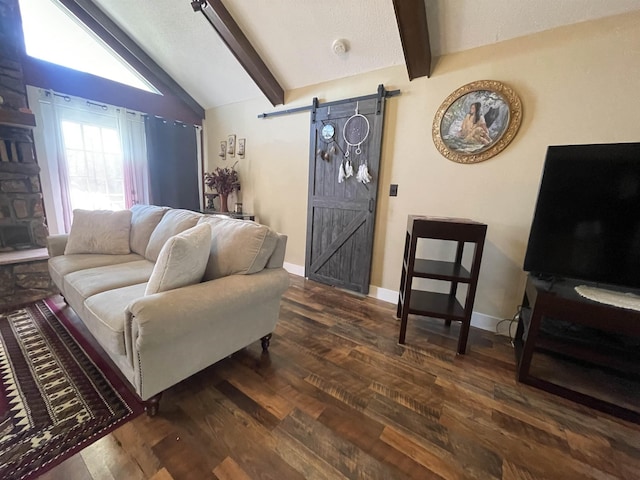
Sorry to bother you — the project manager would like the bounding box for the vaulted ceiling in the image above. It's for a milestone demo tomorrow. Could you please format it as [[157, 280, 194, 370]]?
[[83, 0, 640, 110]]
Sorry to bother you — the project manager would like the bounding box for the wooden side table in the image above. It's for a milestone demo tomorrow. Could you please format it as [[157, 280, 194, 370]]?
[[397, 216, 487, 354]]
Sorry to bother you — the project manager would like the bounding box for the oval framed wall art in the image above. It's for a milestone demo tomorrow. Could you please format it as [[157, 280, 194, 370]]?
[[432, 80, 522, 164]]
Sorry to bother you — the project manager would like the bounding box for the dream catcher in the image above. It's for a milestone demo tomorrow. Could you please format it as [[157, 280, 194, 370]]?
[[339, 102, 372, 184]]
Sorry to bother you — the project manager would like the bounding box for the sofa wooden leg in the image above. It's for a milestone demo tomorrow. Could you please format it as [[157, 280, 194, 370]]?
[[261, 333, 273, 352], [144, 393, 162, 417]]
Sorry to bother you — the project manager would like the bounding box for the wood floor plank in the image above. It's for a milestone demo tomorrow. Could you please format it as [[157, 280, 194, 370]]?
[[439, 403, 612, 480], [149, 467, 176, 480], [380, 426, 468, 480], [500, 460, 537, 480], [270, 427, 350, 480], [318, 403, 441, 479], [215, 379, 281, 430], [178, 385, 307, 480], [41, 274, 640, 480], [111, 421, 163, 477], [80, 434, 147, 480], [277, 408, 407, 479], [212, 457, 252, 480], [36, 453, 93, 480], [151, 428, 217, 480], [221, 362, 296, 420]]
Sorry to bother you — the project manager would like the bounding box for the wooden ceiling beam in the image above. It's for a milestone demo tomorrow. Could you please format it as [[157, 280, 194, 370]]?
[[392, 0, 432, 80], [57, 0, 205, 119], [192, 0, 284, 106]]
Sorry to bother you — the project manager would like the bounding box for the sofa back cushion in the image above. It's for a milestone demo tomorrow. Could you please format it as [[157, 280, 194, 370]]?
[[130, 204, 169, 256], [197, 216, 279, 280], [65, 209, 132, 255], [145, 224, 212, 295], [145, 209, 202, 261]]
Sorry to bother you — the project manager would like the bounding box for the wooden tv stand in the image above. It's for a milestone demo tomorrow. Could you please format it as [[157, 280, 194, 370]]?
[[515, 275, 640, 423]]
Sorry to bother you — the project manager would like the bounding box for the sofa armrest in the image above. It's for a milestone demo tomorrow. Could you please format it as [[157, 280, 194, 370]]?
[[47, 234, 69, 257], [125, 268, 290, 399], [127, 268, 290, 347], [266, 233, 287, 269]]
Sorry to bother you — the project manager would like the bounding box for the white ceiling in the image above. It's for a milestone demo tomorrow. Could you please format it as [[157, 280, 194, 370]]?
[[90, 0, 640, 110]]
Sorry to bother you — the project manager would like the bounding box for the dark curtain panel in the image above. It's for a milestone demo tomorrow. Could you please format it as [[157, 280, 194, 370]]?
[[145, 116, 200, 210]]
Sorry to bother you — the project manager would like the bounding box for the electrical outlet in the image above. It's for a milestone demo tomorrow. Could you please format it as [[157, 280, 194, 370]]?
[[390, 184, 398, 196]]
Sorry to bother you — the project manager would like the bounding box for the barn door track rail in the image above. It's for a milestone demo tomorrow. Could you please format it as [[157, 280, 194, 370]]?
[[257, 84, 401, 120]]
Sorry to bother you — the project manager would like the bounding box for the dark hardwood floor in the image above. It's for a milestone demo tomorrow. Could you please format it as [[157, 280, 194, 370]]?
[[40, 275, 640, 479]]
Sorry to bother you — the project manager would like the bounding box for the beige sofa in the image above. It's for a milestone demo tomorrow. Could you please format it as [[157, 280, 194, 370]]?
[[47, 205, 289, 414]]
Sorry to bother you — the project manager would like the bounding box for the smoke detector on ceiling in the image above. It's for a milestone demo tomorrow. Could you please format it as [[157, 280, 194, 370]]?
[[332, 39, 349, 56]]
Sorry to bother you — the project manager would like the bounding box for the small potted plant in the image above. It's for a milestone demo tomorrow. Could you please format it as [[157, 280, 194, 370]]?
[[204, 166, 240, 212]]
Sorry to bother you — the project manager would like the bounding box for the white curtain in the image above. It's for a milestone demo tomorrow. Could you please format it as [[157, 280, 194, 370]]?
[[118, 108, 149, 207], [28, 87, 149, 233]]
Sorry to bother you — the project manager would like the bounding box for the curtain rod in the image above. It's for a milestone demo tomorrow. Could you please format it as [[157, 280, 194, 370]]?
[[46, 91, 139, 115], [257, 84, 401, 119], [147, 115, 202, 128]]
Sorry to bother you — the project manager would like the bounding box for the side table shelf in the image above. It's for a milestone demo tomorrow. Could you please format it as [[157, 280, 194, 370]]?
[[397, 216, 487, 354]]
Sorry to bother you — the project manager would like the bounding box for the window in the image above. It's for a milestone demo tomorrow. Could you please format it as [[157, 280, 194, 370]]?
[[18, 0, 159, 93], [60, 121, 125, 211], [28, 88, 150, 234]]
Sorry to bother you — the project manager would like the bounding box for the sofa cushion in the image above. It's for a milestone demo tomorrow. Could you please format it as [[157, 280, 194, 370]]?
[[145, 224, 212, 295], [145, 209, 202, 262], [197, 216, 279, 280], [84, 283, 147, 358], [65, 209, 132, 255], [49, 253, 144, 290], [130, 204, 169, 256], [63, 260, 155, 317]]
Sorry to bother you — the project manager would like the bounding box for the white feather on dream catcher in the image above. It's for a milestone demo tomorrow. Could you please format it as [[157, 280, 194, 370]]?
[[339, 102, 372, 184]]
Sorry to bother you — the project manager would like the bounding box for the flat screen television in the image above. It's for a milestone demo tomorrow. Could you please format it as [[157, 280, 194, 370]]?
[[523, 142, 640, 290]]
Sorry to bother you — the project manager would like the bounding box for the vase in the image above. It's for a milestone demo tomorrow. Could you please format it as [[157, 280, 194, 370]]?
[[219, 193, 229, 213]]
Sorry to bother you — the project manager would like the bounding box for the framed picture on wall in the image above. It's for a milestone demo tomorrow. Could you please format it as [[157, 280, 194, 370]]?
[[432, 80, 522, 164]]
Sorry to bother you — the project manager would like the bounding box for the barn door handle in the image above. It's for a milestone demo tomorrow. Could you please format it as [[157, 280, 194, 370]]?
[[368, 198, 374, 212]]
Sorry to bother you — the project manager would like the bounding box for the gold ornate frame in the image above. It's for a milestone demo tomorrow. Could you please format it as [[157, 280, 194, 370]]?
[[432, 80, 522, 164]]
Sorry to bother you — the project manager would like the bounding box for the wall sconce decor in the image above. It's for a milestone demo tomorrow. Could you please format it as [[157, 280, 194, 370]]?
[[219, 141, 226, 160], [238, 138, 246, 158], [227, 134, 236, 157]]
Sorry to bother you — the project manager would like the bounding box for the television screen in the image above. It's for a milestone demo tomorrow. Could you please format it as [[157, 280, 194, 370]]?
[[523, 142, 640, 289]]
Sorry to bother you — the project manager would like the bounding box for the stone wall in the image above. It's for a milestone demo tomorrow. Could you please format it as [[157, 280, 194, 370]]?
[[0, 259, 58, 309], [0, 0, 55, 309], [0, 125, 47, 250], [0, 0, 28, 113]]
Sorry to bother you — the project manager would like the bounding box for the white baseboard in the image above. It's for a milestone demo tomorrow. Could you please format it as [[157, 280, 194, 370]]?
[[283, 262, 508, 336], [368, 285, 399, 304], [283, 262, 305, 277], [471, 311, 510, 336]]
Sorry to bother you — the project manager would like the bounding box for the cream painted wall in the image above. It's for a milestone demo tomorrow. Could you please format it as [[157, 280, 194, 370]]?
[[204, 11, 640, 321]]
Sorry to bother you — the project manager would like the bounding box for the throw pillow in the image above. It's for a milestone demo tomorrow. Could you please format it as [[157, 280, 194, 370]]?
[[145, 209, 202, 262], [145, 223, 212, 295], [129, 204, 169, 256], [197, 216, 279, 280], [64, 209, 132, 255]]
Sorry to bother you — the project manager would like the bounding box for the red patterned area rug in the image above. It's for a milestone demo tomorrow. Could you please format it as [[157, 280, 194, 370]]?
[[0, 300, 144, 480]]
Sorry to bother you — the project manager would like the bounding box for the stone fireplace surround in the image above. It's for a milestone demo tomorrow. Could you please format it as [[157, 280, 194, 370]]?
[[0, 0, 57, 308], [0, 125, 48, 251], [0, 125, 56, 308]]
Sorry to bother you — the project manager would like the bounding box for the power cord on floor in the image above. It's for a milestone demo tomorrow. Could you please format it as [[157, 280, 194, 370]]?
[[495, 305, 523, 347]]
